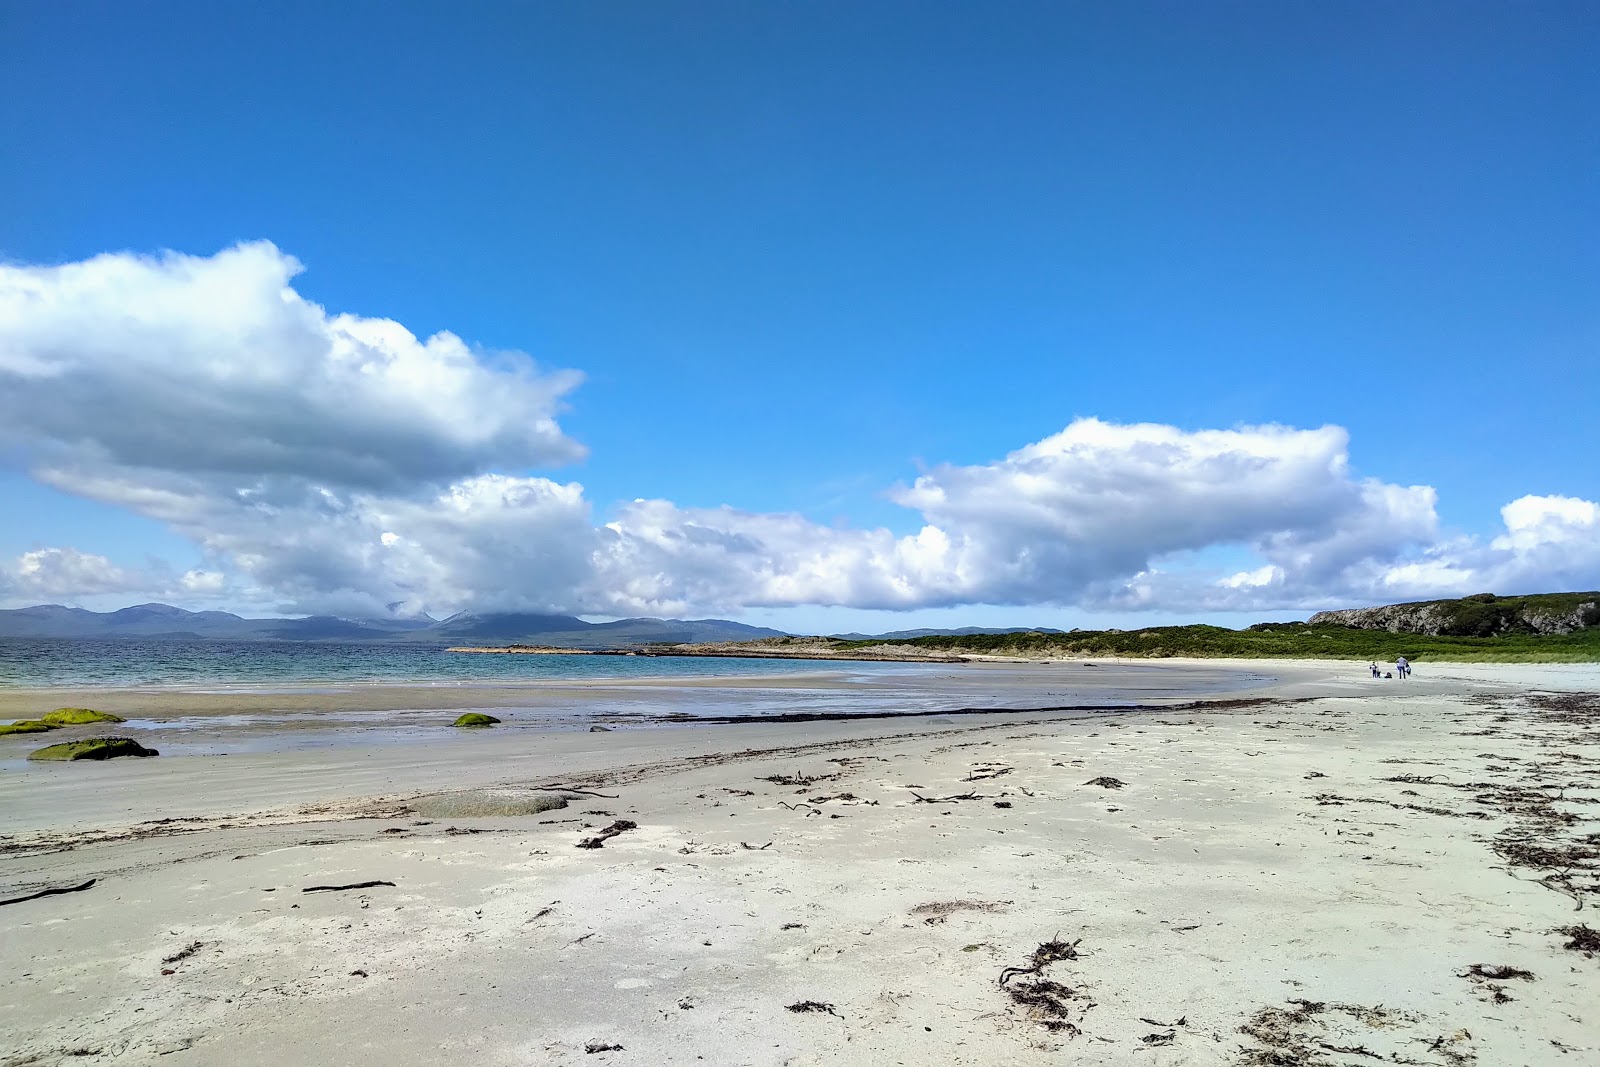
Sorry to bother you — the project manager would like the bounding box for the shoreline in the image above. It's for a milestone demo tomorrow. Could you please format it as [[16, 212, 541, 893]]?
[[444, 644, 974, 662], [4, 661, 1597, 1065]]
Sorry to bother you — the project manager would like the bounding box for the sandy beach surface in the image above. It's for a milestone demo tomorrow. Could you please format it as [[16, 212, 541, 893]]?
[[2, 659, 1597, 1065]]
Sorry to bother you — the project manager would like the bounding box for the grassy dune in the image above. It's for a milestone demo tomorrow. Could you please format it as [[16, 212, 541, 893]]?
[[835, 622, 1600, 662]]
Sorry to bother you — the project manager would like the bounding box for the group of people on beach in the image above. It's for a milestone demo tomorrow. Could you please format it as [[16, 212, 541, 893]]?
[[1369, 656, 1411, 680]]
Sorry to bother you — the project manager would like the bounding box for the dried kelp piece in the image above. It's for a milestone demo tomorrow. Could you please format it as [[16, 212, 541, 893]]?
[[0, 878, 96, 907], [998, 938, 1080, 984], [576, 819, 638, 849], [786, 1000, 842, 1017], [1084, 777, 1125, 789], [302, 880, 395, 893]]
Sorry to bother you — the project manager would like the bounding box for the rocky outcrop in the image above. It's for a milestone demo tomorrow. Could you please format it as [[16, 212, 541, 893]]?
[[0, 720, 57, 736], [28, 737, 158, 761], [41, 708, 126, 726], [1309, 593, 1600, 637]]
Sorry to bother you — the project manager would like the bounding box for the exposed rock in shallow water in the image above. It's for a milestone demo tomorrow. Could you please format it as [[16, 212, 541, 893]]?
[[28, 737, 158, 761], [589, 725, 612, 732], [450, 713, 501, 728], [409, 790, 568, 818], [0, 720, 58, 736], [42, 708, 126, 726]]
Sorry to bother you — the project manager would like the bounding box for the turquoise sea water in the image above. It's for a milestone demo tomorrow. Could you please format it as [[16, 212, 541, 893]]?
[[0, 637, 890, 689]]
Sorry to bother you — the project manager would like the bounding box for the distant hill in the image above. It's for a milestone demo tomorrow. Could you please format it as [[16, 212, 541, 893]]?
[[0, 602, 785, 647], [1307, 591, 1600, 637]]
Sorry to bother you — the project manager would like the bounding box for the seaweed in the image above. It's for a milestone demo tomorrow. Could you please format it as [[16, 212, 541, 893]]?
[[1461, 964, 1534, 981], [1555, 923, 1599, 954], [576, 819, 638, 849]]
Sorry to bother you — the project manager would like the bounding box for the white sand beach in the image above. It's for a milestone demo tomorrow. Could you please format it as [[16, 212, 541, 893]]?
[[2, 660, 1597, 1066]]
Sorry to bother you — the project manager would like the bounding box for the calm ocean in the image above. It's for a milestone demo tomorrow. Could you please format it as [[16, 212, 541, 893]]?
[[0, 637, 891, 689]]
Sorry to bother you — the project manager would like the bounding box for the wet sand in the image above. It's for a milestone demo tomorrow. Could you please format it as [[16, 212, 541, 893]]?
[[2, 660, 1597, 1065]]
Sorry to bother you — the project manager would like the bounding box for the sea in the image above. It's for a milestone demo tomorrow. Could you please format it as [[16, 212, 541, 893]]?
[[0, 637, 882, 689], [0, 637, 1275, 762]]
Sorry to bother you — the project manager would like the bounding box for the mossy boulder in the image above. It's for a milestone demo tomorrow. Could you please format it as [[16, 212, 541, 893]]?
[[0, 720, 59, 736], [28, 737, 158, 761], [451, 713, 502, 728], [42, 707, 126, 726]]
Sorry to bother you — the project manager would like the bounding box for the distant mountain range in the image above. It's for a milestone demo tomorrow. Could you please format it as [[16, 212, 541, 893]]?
[[0, 603, 1080, 647], [827, 625, 1068, 640], [0, 602, 787, 647]]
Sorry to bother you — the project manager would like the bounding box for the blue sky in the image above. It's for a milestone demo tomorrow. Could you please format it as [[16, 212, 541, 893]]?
[[1, 2, 1596, 631]]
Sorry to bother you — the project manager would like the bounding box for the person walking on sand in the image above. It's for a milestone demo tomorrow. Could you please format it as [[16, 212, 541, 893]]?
[[1396, 655, 1410, 679]]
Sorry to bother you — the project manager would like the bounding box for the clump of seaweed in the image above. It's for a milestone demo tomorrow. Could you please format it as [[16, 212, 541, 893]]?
[[998, 938, 1085, 1034], [1236, 999, 1437, 1067], [1461, 963, 1534, 981], [1555, 923, 1599, 955], [758, 771, 841, 787], [785, 1000, 841, 1017], [1084, 777, 1125, 789]]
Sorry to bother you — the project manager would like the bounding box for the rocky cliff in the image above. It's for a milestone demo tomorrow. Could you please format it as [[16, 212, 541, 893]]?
[[1308, 592, 1600, 637]]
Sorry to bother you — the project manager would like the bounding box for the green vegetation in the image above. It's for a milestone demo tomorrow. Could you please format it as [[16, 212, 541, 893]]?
[[28, 737, 159, 761], [833, 622, 1600, 662], [42, 707, 126, 726], [450, 712, 502, 728], [0, 720, 58, 736]]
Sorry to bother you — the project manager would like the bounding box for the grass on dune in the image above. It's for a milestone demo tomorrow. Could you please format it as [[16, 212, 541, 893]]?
[[832, 622, 1600, 663]]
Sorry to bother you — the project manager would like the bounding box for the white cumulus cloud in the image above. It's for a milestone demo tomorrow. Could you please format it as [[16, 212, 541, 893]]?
[[2, 243, 1596, 617], [0, 241, 584, 492]]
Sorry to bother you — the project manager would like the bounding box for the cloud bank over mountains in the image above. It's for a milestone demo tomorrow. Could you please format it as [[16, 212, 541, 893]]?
[[2, 243, 1596, 616]]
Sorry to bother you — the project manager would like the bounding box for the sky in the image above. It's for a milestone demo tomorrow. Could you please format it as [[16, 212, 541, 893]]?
[[1, 1, 1596, 633]]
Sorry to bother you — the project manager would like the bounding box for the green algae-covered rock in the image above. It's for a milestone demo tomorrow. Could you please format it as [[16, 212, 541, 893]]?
[[28, 737, 158, 761], [0, 720, 59, 736], [451, 713, 502, 728], [42, 707, 126, 726]]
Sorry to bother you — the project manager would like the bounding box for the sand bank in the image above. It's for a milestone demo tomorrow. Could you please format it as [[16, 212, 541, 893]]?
[[1, 661, 1596, 1065]]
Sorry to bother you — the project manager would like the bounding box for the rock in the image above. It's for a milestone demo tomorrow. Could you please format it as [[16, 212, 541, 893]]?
[[450, 713, 501, 728], [28, 737, 159, 761], [1308, 591, 1600, 637], [0, 720, 58, 736], [42, 707, 126, 726], [589, 725, 612, 732]]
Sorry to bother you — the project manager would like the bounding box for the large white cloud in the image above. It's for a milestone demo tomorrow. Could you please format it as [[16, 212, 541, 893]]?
[[0, 241, 584, 491], [2, 244, 1595, 617]]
